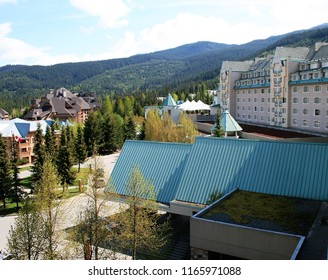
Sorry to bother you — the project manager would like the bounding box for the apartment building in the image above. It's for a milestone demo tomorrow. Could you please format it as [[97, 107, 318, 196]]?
[[24, 87, 99, 124], [219, 42, 328, 135]]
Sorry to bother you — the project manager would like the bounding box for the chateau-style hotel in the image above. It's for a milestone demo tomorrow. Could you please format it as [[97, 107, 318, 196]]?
[[219, 42, 328, 135]]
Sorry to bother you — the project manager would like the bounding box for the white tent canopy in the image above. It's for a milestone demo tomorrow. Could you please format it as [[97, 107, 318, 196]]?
[[178, 100, 210, 111]]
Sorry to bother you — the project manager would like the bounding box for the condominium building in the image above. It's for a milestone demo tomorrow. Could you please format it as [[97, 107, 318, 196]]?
[[219, 42, 328, 135]]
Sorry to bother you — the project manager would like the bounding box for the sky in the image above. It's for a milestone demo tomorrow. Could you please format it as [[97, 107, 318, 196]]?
[[0, 0, 327, 66]]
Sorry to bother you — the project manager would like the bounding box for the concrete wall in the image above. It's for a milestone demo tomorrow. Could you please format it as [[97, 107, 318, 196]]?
[[169, 200, 204, 216], [190, 217, 303, 260]]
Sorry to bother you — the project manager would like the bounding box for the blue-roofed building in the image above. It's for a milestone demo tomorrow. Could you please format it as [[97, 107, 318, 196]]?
[[106, 137, 328, 259], [0, 118, 53, 164], [106, 136, 328, 212]]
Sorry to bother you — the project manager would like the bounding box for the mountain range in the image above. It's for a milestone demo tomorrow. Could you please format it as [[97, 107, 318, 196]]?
[[0, 23, 328, 109]]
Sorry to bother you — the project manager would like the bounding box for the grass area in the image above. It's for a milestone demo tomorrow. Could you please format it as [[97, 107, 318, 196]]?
[[0, 201, 23, 216], [201, 190, 319, 235], [19, 177, 32, 189], [56, 186, 87, 199], [72, 167, 89, 186], [18, 166, 31, 172]]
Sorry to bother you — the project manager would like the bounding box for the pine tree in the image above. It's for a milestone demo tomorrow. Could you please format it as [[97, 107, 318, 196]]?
[[0, 134, 12, 208], [75, 124, 87, 172], [31, 124, 45, 184], [57, 126, 76, 190], [44, 124, 57, 163], [84, 111, 101, 156], [124, 116, 136, 140], [213, 110, 225, 137]]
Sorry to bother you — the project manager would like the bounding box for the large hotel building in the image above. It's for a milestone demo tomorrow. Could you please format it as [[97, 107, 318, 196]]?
[[219, 42, 328, 135]]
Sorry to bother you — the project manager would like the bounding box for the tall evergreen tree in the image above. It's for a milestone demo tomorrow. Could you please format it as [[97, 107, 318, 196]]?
[[31, 124, 45, 184], [57, 126, 75, 190], [0, 134, 12, 208], [75, 124, 87, 172], [44, 124, 57, 163], [213, 110, 225, 137], [124, 116, 136, 140], [84, 111, 101, 156]]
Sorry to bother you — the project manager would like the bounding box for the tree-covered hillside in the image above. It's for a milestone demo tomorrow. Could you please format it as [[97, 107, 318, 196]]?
[[0, 24, 327, 114]]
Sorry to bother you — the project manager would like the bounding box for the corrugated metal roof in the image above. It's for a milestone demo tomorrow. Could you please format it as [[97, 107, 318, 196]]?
[[221, 110, 242, 132], [176, 137, 328, 204], [162, 93, 177, 107], [107, 137, 328, 205], [105, 140, 191, 204]]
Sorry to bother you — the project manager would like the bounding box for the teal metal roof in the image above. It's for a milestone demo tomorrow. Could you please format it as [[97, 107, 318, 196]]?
[[221, 110, 242, 132], [162, 93, 176, 107], [106, 137, 328, 205], [105, 140, 191, 204], [176, 137, 328, 204]]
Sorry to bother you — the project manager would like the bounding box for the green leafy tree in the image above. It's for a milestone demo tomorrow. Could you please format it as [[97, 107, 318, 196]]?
[[101, 95, 113, 116], [75, 124, 87, 173], [177, 112, 199, 143], [144, 109, 162, 141], [112, 165, 170, 260], [34, 156, 63, 260], [7, 197, 46, 260], [73, 157, 112, 260], [0, 134, 12, 208]]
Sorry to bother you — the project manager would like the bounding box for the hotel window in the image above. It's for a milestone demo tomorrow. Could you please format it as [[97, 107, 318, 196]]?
[[282, 108, 286, 114], [237, 114, 240, 118], [237, 106, 240, 110], [303, 97, 309, 104], [261, 116, 264, 121], [260, 107, 264, 112], [314, 97, 321, 104], [261, 89, 265, 94], [313, 73, 320, 79], [248, 98, 251, 102], [314, 121, 320, 128], [237, 98, 240, 102], [303, 86, 309, 93], [314, 109, 320, 116], [292, 86, 298, 93], [254, 98, 258, 102], [261, 98, 265, 102], [303, 109, 308, 115], [314, 85, 321, 92], [302, 74, 308, 80], [248, 106, 251, 111], [326, 110, 328, 116], [254, 115, 257, 120], [292, 119, 298, 125], [248, 115, 251, 119], [303, 120, 308, 127], [293, 108, 298, 114], [293, 97, 298, 104], [254, 106, 257, 112], [282, 118, 286, 124]]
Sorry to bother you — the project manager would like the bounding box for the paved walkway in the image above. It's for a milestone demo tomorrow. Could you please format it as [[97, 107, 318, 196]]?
[[0, 153, 121, 254]]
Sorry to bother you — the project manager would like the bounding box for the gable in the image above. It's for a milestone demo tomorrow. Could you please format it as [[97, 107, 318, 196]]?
[[106, 140, 191, 204]]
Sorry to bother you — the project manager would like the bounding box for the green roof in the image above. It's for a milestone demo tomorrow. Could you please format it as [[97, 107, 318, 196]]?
[[106, 137, 328, 205], [106, 140, 191, 204], [221, 110, 242, 132], [162, 93, 176, 107]]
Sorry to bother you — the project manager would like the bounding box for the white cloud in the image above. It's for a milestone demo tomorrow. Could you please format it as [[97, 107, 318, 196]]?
[[0, 0, 17, 4], [69, 0, 130, 28], [105, 13, 272, 58], [0, 22, 82, 66]]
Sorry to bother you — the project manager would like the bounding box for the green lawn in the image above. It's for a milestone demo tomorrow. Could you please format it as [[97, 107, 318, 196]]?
[[72, 167, 89, 186], [0, 201, 22, 216]]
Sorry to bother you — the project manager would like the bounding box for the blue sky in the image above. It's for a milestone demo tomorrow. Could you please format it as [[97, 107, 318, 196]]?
[[0, 0, 327, 66]]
